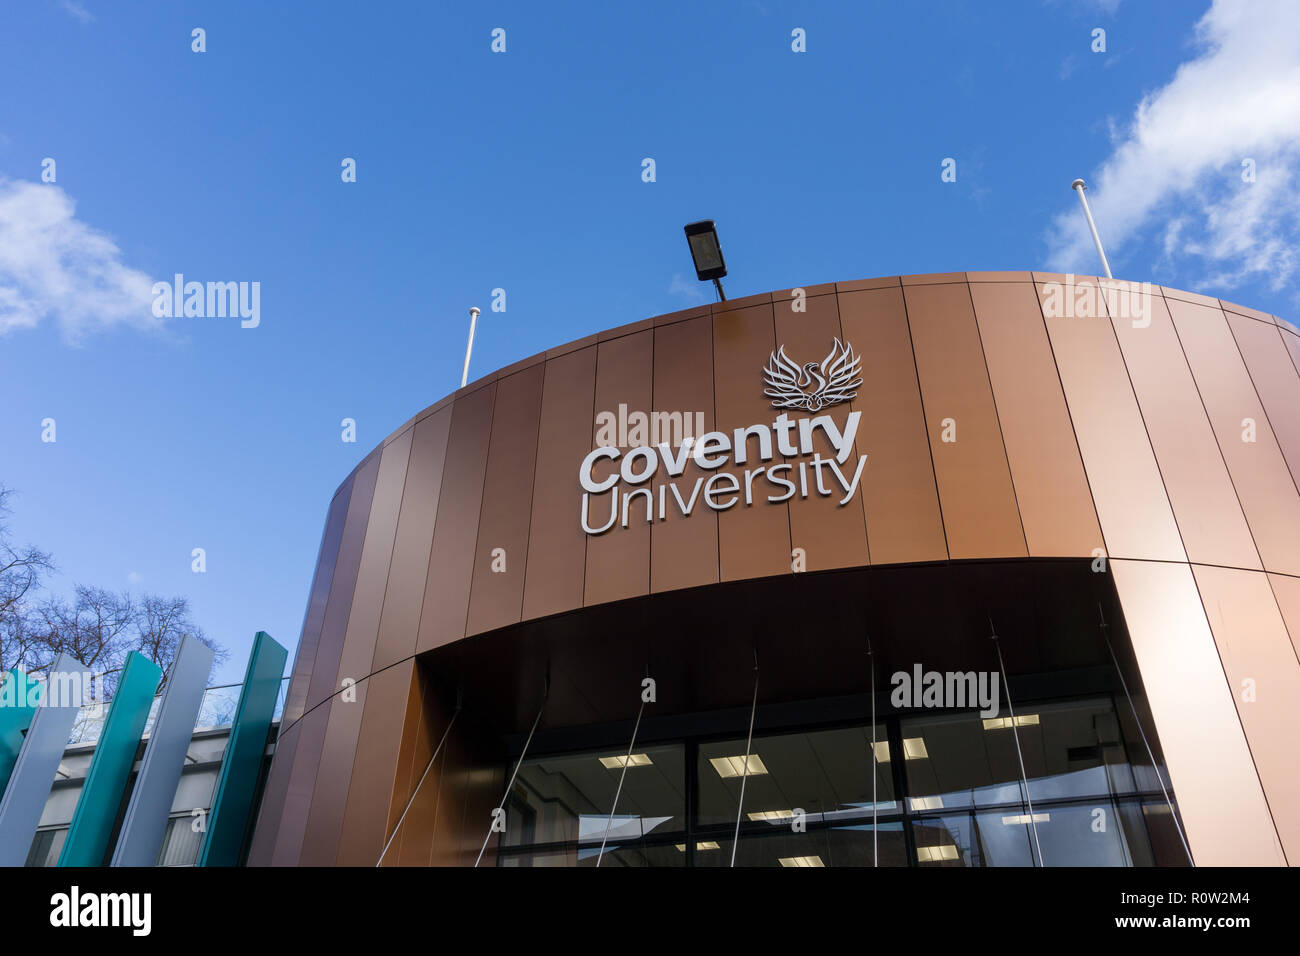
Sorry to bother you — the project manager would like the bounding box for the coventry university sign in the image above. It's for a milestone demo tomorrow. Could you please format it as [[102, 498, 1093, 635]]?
[[579, 339, 867, 535]]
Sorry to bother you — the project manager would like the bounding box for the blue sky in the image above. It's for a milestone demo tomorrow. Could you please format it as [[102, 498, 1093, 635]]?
[[2, 0, 1298, 683]]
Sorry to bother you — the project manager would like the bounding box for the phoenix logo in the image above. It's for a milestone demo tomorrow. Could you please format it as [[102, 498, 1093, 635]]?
[[763, 338, 863, 412]]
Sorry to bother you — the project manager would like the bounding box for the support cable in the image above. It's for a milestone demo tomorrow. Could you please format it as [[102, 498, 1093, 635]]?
[[729, 650, 760, 868], [474, 677, 549, 868], [1097, 603, 1194, 866], [596, 668, 650, 868], [990, 619, 1045, 866]]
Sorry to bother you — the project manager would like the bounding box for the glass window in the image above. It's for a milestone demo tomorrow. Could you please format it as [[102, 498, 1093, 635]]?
[[493, 696, 1177, 868], [25, 827, 68, 867], [902, 698, 1132, 812], [697, 724, 893, 828], [503, 743, 684, 848], [157, 814, 204, 866], [912, 799, 1155, 867], [696, 823, 908, 868]]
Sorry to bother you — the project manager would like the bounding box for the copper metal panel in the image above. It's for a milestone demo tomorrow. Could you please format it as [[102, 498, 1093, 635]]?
[[836, 276, 900, 293], [1170, 299, 1300, 575], [371, 409, 453, 671], [282, 479, 353, 727], [773, 291, 869, 571], [466, 364, 546, 634], [336, 660, 417, 865], [1111, 293, 1260, 569], [333, 428, 413, 692], [384, 666, 423, 841], [269, 699, 330, 866], [392, 673, 440, 866], [1283, 329, 1300, 380], [653, 303, 711, 328], [771, 282, 836, 302], [1220, 299, 1277, 324], [522, 346, 597, 620], [546, 333, 597, 360], [1036, 282, 1185, 562], [650, 315, 720, 593], [904, 282, 1026, 559], [303, 453, 380, 714], [431, 728, 474, 867], [416, 384, 497, 653], [902, 271, 966, 285], [597, 317, 655, 342], [1228, 313, 1300, 490], [712, 301, 792, 581], [1161, 285, 1219, 309], [966, 271, 1032, 283], [585, 331, 653, 606], [712, 290, 772, 314], [837, 287, 947, 565], [299, 678, 370, 866], [1110, 559, 1285, 865], [1192, 564, 1300, 862], [969, 282, 1102, 557], [1267, 573, 1300, 661], [245, 717, 299, 866]]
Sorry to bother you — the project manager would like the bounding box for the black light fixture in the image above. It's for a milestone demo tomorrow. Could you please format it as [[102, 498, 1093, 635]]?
[[684, 219, 727, 301]]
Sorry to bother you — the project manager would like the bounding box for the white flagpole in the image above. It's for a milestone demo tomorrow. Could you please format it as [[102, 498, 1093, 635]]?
[[461, 306, 481, 388], [1071, 179, 1113, 279]]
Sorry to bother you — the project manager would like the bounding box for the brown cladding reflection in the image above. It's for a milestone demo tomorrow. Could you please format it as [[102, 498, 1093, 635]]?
[[904, 282, 1026, 559], [773, 290, 869, 571], [281, 480, 353, 727], [303, 453, 380, 714], [837, 287, 946, 564], [1267, 572, 1300, 661], [650, 315, 720, 592], [584, 331, 654, 605], [522, 346, 598, 619], [1036, 281, 1185, 562], [371, 410, 453, 671], [466, 365, 546, 634], [1110, 559, 1285, 865], [416, 385, 497, 653], [1227, 313, 1300, 492], [1192, 564, 1300, 862], [1169, 299, 1300, 575], [299, 678, 370, 865], [1111, 293, 1259, 569], [337, 660, 418, 865], [269, 700, 331, 866], [969, 282, 1102, 557], [712, 301, 792, 581], [333, 428, 413, 695]]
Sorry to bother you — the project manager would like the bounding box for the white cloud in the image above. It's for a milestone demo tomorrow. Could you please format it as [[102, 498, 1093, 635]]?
[[668, 272, 709, 304], [1046, 0, 1300, 293], [60, 1, 95, 24], [0, 179, 160, 342]]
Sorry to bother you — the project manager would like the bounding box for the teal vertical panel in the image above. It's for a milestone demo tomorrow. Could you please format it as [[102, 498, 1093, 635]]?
[[58, 652, 162, 866], [198, 632, 288, 866], [0, 669, 41, 796]]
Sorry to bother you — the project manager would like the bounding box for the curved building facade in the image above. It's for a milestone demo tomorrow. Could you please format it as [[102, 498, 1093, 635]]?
[[248, 272, 1300, 868]]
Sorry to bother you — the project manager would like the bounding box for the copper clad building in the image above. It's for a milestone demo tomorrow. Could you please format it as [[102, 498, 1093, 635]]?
[[247, 272, 1300, 868]]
